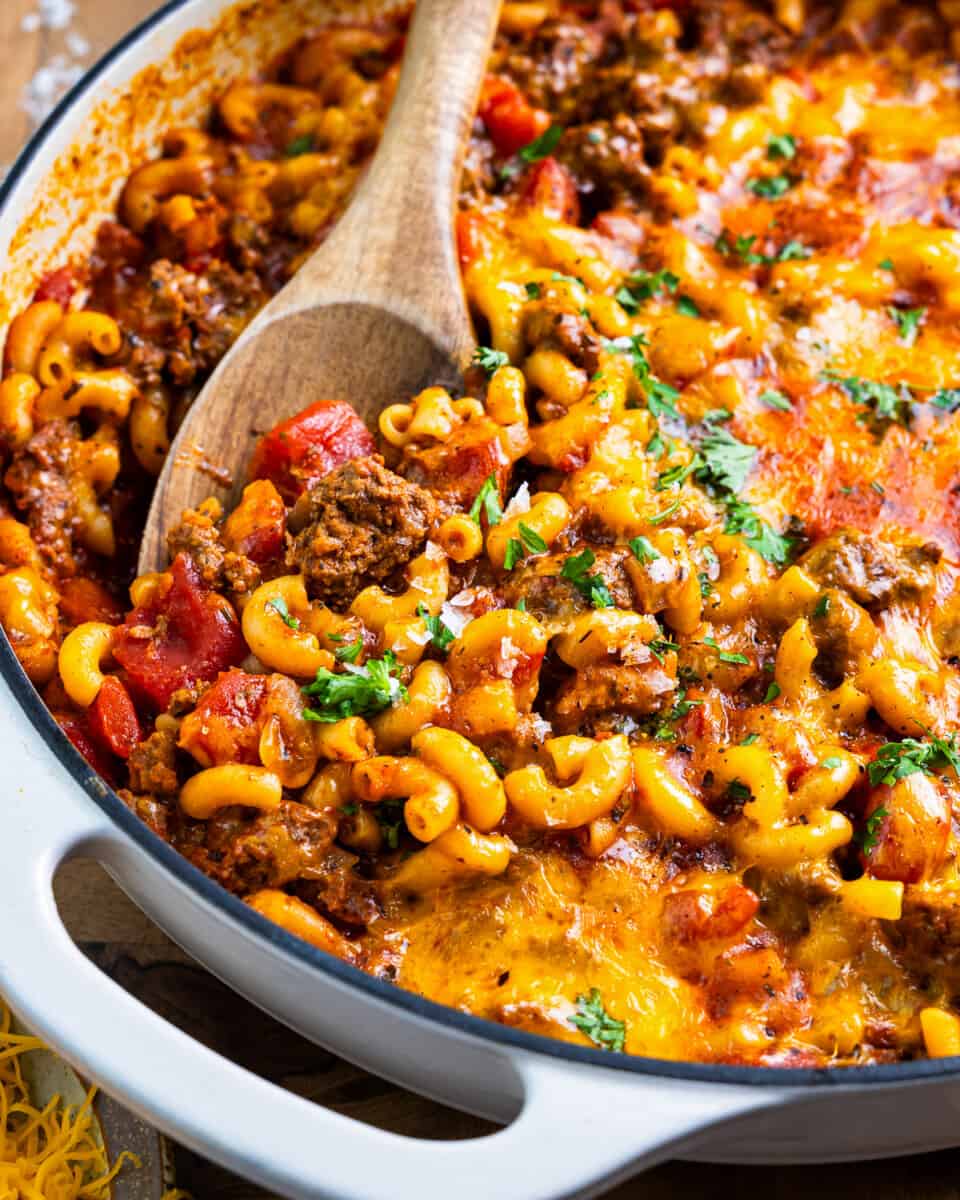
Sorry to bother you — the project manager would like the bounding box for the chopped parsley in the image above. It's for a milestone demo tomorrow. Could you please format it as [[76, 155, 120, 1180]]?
[[267, 596, 299, 629], [676, 295, 701, 318], [656, 455, 702, 492], [332, 636, 363, 664], [644, 690, 703, 741], [615, 268, 679, 313], [648, 498, 681, 526], [561, 549, 613, 609], [857, 807, 888, 855], [812, 595, 830, 619], [723, 498, 796, 567], [726, 779, 752, 804], [503, 523, 548, 571], [698, 427, 757, 494], [524, 281, 541, 300], [760, 389, 792, 412], [932, 389, 960, 413], [824, 371, 912, 430], [763, 681, 782, 703], [867, 735, 960, 787], [604, 335, 680, 420], [650, 634, 681, 664], [888, 306, 926, 347], [568, 988, 626, 1052], [629, 535, 661, 564], [285, 134, 313, 157], [303, 652, 407, 722], [469, 473, 503, 526], [746, 174, 794, 199], [878, 258, 894, 272], [703, 636, 750, 666], [519, 124, 563, 163], [416, 603, 455, 652], [767, 133, 797, 161], [741, 733, 760, 746], [715, 229, 811, 266], [473, 346, 509, 377], [821, 756, 843, 769]]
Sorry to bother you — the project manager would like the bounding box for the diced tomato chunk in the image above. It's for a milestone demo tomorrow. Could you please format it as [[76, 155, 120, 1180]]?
[[88, 676, 142, 759], [407, 424, 511, 511], [519, 157, 580, 224], [55, 712, 119, 785], [59, 577, 126, 626], [113, 553, 247, 711], [222, 479, 287, 564], [250, 399, 376, 502], [34, 267, 76, 306], [478, 75, 551, 157], [456, 211, 496, 273], [178, 669, 270, 767]]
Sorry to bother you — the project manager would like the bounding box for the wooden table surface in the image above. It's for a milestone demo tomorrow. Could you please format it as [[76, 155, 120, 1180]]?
[[5, 2, 960, 1197]]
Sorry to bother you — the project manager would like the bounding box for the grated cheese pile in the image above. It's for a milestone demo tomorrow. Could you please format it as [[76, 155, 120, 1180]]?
[[0, 999, 137, 1199]]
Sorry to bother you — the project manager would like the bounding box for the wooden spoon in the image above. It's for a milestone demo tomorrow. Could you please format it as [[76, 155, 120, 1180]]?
[[138, 0, 502, 572]]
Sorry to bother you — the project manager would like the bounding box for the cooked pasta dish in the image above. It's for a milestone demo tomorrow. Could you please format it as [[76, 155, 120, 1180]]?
[[5, 0, 960, 1066]]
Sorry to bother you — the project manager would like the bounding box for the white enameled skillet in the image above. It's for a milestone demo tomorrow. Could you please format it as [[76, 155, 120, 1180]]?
[[2, 4, 960, 1197]]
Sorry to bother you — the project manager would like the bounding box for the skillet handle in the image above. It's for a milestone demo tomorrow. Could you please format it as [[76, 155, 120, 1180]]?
[[0, 693, 782, 1200]]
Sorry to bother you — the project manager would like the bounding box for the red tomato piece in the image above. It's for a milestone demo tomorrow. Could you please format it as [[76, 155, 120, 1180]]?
[[478, 75, 551, 157], [113, 553, 247, 711], [222, 479, 287, 564], [59, 577, 126, 626], [178, 669, 270, 768], [88, 676, 142, 760], [33, 267, 76, 306], [456, 211, 496, 273], [250, 399, 376, 502], [519, 157, 580, 224], [55, 712, 118, 784]]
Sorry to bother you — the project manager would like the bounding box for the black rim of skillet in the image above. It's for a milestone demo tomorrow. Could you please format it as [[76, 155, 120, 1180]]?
[[1, 0, 956, 1092]]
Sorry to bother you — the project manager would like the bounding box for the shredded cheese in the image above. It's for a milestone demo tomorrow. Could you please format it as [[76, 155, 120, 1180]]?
[[0, 999, 138, 1199]]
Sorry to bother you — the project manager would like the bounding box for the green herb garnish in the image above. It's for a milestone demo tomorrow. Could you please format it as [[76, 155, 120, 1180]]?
[[615, 268, 679, 314], [285, 134, 313, 157], [888, 306, 926, 347], [746, 174, 794, 199], [568, 988, 626, 1052], [723, 498, 796, 566], [416, 603, 455, 652], [857, 807, 888, 855], [473, 346, 509, 377], [767, 133, 797, 160], [698, 427, 757, 494], [267, 596, 299, 629], [867, 735, 960, 787], [629, 535, 661, 565], [469, 473, 503, 526], [703, 636, 750, 666], [303, 652, 407, 722], [760, 389, 792, 412], [561, 549, 613, 609]]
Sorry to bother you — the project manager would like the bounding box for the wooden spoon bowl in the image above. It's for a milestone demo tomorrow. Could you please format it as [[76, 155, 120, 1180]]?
[[139, 0, 502, 573]]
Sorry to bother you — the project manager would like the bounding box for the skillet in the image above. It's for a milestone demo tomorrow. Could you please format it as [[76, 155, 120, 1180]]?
[[1, 3, 960, 1197]]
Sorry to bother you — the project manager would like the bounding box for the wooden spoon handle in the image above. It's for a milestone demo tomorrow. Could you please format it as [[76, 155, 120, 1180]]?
[[282, 0, 502, 357]]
